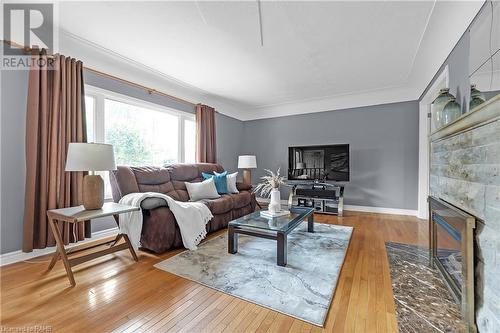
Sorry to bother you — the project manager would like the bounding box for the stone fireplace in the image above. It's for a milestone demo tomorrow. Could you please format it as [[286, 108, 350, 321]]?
[[430, 95, 500, 332]]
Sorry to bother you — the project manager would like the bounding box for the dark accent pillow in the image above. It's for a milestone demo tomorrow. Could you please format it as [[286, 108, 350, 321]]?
[[202, 171, 228, 194], [141, 197, 168, 210]]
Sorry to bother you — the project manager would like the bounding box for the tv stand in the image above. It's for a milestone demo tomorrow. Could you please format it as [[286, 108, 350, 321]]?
[[288, 182, 344, 216]]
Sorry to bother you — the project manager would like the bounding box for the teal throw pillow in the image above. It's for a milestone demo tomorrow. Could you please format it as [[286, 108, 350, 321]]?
[[202, 171, 228, 194]]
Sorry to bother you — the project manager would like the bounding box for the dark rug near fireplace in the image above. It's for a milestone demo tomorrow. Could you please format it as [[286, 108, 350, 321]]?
[[385, 242, 466, 333]]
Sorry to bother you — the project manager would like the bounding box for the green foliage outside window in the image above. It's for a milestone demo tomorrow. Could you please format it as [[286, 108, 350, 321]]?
[[106, 125, 152, 166]]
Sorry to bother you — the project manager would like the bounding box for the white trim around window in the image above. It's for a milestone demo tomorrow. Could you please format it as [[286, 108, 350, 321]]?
[[84, 84, 195, 163], [84, 85, 196, 199]]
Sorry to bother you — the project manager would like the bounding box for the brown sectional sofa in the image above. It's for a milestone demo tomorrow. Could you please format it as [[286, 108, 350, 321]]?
[[109, 163, 257, 253]]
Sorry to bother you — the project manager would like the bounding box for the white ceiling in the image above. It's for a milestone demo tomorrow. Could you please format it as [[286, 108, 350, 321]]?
[[56, 1, 484, 120]]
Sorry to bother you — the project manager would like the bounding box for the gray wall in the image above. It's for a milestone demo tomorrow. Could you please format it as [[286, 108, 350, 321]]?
[[1, 69, 29, 254], [216, 113, 244, 174], [242, 101, 420, 210]]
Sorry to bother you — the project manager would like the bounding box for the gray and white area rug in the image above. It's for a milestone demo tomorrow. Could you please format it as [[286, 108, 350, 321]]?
[[154, 222, 353, 326]]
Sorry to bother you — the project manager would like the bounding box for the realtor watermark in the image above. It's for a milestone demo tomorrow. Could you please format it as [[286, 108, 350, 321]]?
[[0, 326, 52, 333], [2, 3, 57, 70]]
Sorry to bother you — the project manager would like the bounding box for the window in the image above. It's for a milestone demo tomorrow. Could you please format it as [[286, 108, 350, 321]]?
[[85, 86, 196, 197], [105, 99, 180, 166], [85, 96, 95, 141]]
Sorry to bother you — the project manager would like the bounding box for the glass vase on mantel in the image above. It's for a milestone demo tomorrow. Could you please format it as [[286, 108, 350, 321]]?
[[442, 97, 462, 126], [431, 88, 454, 131], [469, 84, 486, 111]]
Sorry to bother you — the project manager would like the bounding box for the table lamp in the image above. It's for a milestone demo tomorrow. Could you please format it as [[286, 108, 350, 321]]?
[[238, 155, 257, 185], [65, 143, 116, 210]]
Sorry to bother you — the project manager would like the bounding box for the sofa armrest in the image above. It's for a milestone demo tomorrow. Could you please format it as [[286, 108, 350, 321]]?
[[236, 182, 253, 192]]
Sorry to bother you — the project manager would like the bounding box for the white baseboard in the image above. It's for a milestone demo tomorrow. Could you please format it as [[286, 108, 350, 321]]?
[[344, 205, 418, 217], [0, 227, 119, 267], [256, 197, 418, 217]]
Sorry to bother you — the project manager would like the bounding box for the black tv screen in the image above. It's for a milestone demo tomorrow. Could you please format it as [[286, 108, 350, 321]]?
[[288, 144, 350, 181]]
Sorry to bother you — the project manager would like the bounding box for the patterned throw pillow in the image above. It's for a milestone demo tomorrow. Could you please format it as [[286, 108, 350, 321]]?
[[202, 171, 228, 194]]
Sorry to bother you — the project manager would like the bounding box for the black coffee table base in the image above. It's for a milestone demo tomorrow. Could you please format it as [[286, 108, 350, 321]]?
[[228, 213, 314, 267]]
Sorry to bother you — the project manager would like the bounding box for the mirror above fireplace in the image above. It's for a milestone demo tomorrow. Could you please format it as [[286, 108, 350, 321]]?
[[469, 2, 500, 111]]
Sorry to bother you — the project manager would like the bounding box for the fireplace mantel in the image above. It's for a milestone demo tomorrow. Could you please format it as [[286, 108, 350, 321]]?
[[430, 94, 500, 142]]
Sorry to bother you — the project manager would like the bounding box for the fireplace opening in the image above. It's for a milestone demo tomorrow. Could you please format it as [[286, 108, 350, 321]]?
[[434, 213, 463, 297], [429, 196, 476, 332]]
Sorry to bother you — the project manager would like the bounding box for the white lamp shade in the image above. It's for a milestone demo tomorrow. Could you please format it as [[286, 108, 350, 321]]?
[[65, 143, 116, 171], [238, 155, 257, 169]]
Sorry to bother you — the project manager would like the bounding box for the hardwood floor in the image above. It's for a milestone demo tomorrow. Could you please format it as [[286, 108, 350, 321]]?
[[1, 211, 428, 332]]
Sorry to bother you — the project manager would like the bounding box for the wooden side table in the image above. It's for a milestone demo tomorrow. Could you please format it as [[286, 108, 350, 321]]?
[[46, 202, 140, 286]]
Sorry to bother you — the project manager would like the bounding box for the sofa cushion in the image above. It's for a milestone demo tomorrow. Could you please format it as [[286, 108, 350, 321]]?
[[232, 204, 254, 220], [201, 195, 234, 214], [168, 164, 224, 202], [109, 167, 140, 202], [202, 171, 228, 194], [169, 164, 200, 182], [198, 163, 225, 175], [131, 166, 174, 194], [207, 211, 233, 233], [228, 191, 252, 209], [140, 207, 183, 253]]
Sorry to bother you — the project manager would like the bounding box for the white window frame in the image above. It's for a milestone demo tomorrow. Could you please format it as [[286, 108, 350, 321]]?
[[84, 84, 195, 164]]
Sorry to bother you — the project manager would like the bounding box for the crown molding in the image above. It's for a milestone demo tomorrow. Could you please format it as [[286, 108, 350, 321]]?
[[58, 29, 419, 122], [58, 30, 251, 119], [237, 85, 417, 121], [60, 30, 211, 97]]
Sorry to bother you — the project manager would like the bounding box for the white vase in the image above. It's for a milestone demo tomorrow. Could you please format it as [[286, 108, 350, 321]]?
[[269, 188, 281, 214]]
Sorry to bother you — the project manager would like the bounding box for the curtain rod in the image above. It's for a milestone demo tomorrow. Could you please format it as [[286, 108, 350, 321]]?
[[2, 40, 197, 107]]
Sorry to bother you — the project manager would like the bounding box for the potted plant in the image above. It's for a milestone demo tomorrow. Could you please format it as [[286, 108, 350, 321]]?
[[253, 168, 287, 214]]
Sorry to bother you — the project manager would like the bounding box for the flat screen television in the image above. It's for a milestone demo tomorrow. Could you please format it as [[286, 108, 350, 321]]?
[[288, 144, 350, 181]]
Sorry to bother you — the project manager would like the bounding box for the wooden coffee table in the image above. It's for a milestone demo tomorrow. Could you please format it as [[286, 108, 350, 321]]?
[[227, 207, 315, 266]]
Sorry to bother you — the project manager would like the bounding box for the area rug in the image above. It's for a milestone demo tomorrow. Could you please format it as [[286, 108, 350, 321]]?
[[155, 222, 353, 326], [385, 242, 466, 333]]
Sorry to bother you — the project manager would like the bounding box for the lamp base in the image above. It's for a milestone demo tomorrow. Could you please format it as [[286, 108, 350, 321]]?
[[83, 174, 104, 210], [242, 169, 252, 185]]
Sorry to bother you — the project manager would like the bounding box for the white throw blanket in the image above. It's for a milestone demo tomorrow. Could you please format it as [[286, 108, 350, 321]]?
[[118, 192, 213, 250]]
